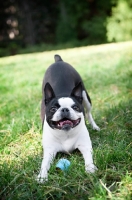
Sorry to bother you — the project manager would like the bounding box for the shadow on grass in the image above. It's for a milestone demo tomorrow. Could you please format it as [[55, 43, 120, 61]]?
[[90, 99, 132, 175], [0, 153, 97, 200]]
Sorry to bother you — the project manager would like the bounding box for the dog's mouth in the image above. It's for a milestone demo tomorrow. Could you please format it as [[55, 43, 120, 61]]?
[[50, 118, 81, 131]]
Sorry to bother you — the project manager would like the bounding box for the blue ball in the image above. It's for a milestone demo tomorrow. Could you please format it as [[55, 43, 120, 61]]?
[[56, 158, 70, 171]]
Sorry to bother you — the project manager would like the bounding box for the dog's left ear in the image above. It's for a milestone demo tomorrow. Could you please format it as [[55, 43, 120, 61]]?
[[71, 82, 83, 103]]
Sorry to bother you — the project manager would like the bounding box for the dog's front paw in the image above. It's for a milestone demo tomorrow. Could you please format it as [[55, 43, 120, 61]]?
[[36, 171, 48, 183], [85, 164, 98, 173]]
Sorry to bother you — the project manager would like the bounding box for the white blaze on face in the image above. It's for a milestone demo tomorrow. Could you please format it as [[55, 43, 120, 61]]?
[[52, 97, 83, 121], [59, 97, 74, 107]]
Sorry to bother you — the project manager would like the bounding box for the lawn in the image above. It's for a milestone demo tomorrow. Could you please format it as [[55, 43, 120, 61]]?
[[0, 41, 132, 200]]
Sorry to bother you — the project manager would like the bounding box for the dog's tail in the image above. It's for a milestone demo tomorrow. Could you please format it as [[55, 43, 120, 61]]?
[[54, 54, 63, 62]]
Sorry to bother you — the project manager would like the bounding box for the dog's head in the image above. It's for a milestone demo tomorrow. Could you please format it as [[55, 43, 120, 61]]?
[[44, 82, 84, 131]]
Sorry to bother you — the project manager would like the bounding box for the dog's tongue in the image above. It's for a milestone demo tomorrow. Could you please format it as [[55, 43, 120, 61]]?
[[59, 120, 73, 127]]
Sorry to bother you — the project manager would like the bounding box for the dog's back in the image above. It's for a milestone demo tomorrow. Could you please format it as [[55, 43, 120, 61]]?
[[43, 55, 83, 97]]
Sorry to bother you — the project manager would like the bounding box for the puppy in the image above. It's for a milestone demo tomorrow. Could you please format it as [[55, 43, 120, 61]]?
[[37, 55, 100, 182]]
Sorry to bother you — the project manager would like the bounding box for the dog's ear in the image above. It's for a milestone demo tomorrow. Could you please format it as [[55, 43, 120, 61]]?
[[44, 83, 55, 105], [71, 82, 83, 103]]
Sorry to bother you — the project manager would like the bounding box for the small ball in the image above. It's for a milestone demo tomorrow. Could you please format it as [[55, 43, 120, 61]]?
[[56, 158, 70, 171]]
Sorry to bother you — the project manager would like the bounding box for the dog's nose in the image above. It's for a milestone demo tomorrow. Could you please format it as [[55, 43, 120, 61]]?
[[62, 108, 69, 113], [61, 108, 70, 118]]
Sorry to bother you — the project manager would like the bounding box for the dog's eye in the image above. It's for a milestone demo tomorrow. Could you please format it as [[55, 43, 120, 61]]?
[[72, 105, 79, 111], [50, 107, 58, 113]]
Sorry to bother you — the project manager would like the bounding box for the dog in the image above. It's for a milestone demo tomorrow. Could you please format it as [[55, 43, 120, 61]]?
[[37, 55, 100, 182]]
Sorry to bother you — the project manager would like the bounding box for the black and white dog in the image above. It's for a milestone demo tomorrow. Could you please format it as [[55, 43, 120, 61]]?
[[37, 55, 100, 182]]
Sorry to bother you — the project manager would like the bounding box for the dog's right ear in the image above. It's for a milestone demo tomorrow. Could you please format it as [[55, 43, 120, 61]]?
[[44, 83, 55, 105]]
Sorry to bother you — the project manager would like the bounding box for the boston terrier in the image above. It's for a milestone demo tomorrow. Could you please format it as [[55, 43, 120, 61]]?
[[37, 55, 100, 182]]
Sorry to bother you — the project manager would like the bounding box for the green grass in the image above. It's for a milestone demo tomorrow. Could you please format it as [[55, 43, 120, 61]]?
[[0, 41, 132, 200]]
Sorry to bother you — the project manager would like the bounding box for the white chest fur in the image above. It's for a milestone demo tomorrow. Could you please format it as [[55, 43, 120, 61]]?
[[43, 119, 82, 153]]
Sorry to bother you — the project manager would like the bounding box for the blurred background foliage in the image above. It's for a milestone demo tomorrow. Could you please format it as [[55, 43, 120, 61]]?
[[0, 0, 132, 57], [107, 0, 132, 42]]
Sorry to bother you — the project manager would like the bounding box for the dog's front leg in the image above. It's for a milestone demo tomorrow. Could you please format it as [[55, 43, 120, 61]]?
[[37, 147, 57, 183], [78, 145, 97, 173]]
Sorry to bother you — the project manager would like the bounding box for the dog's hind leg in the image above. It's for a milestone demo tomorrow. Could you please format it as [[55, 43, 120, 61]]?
[[82, 90, 100, 131]]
